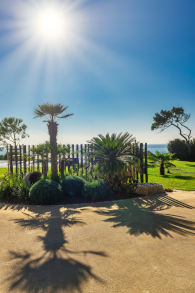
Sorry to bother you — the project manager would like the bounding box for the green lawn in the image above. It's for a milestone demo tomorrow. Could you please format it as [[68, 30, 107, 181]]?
[[148, 160, 195, 191], [0, 168, 7, 180]]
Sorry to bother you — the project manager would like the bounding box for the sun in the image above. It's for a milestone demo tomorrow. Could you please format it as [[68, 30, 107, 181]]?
[[31, 5, 67, 44], [36, 8, 65, 42], [8, 1, 83, 55]]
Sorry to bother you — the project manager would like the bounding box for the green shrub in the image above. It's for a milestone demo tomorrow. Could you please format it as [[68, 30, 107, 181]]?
[[189, 139, 195, 161], [168, 139, 195, 161], [61, 176, 86, 197], [0, 173, 29, 202], [24, 171, 42, 187], [168, 139, 189, 161], [82, 180, 112, 202], [29, 179, 62, 205]]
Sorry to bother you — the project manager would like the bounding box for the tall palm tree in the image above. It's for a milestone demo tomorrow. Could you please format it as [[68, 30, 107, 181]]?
[[34, 103, 73, 179]]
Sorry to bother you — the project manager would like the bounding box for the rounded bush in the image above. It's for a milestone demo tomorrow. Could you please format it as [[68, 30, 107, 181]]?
[[24, 171, 42, 187], [61, 176, 86, 197], [29, 179, 62, 205], [82, 180, 112, 202]]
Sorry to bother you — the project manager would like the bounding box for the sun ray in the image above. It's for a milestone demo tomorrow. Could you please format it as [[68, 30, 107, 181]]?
[[0, 0, 151, 98]]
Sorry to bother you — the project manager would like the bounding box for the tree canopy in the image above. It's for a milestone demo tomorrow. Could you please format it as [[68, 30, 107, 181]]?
[[151, 107, 192, 142], [0, 117, 29, 147]]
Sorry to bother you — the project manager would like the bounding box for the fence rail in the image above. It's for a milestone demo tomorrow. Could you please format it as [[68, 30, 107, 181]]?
[[7, 143, 148, 183]]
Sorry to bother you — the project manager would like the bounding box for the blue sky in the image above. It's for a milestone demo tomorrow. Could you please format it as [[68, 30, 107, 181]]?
[[0, 0, 194, 144]]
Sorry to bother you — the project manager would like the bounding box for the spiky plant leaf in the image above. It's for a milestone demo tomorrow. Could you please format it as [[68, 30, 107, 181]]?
[[88, 133, 138, 189]]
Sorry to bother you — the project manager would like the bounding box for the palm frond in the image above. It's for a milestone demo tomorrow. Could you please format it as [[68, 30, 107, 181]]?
[[34, 103, 73, 122], [88, 133, 137, 187], [57, 113, 74, 119]]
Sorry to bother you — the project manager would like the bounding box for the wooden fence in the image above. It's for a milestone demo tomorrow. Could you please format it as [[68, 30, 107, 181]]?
[[7, 143, 148, 183]]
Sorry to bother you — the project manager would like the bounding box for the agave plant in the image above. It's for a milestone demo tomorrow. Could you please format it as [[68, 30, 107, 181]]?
[[89, 133, 137, 190], [148, 151, 175, 175], [34, 103, 73, 179]]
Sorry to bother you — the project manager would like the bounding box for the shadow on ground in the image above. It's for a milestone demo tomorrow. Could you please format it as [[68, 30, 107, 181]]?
[[95, 194, 195, 238], [173, 175, 195, 180], [0, 193, 195, 291], [3, 206, 107, 293]]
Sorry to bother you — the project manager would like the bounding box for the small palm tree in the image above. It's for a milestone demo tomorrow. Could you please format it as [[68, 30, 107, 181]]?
[[34, 103, 73, 179], [148, 151, 175, 175], [89, 133, 137, 190]]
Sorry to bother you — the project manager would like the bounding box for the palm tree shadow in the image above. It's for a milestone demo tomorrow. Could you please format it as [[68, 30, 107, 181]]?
[[7, 251, 103, 293], [5, 206, 107, 292], [96, 197, 195, 239]]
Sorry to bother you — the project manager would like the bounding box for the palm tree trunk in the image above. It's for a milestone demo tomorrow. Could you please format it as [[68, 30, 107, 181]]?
[[160, 161, 165, 175], [48, 121, 58, 179]]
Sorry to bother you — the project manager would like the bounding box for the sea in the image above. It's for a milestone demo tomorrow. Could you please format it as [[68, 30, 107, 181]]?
[[0, 144, 168, 168], [148, 144, 168, 154]]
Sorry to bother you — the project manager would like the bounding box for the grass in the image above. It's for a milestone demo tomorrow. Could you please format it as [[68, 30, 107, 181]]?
[[148, 160, 195, 191], [0, 168, 7, 180]]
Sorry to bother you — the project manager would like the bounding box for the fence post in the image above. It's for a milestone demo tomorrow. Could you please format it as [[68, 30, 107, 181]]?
[[19, 145, 22, 174], [135, 143, 139, 181], [42, 160, 48, 178], [9, 145, 13, 174], [32, 145, 35, 171], [81, 144, 83, 175], [28, 145, 31, 172], [46, 151, 49, 173], [15, 145, 18, 174], [140, 143, 144, 183], [23, 145, 27, 174], [62, 144, 66, 174], [67, 144, 70, 173], [72, 144, 75, 173], [132, 143, 136, 182], [6, 145, 10, 173], [88, 144, 92, 179], [92, 144, 95, 179], [37, 153, 40, 171], [84, 144, 88, 179], [145, 143, 148, 183], [76, 144, 79, 175]]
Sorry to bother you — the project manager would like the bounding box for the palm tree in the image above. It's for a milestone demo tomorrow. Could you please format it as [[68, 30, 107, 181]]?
[[89, 133, 137, 190], [148, 151, 175, 175], [34, 103, 73, 179]]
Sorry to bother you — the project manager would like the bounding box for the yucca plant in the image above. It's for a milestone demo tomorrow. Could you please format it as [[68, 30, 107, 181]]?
[[89, 133, 137, 191], [148, 151, 175, 175], [34, 103, 73, 179]]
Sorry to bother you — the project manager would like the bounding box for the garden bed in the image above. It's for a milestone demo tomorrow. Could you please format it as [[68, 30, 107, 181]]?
[[0, 177, 165, 206]]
